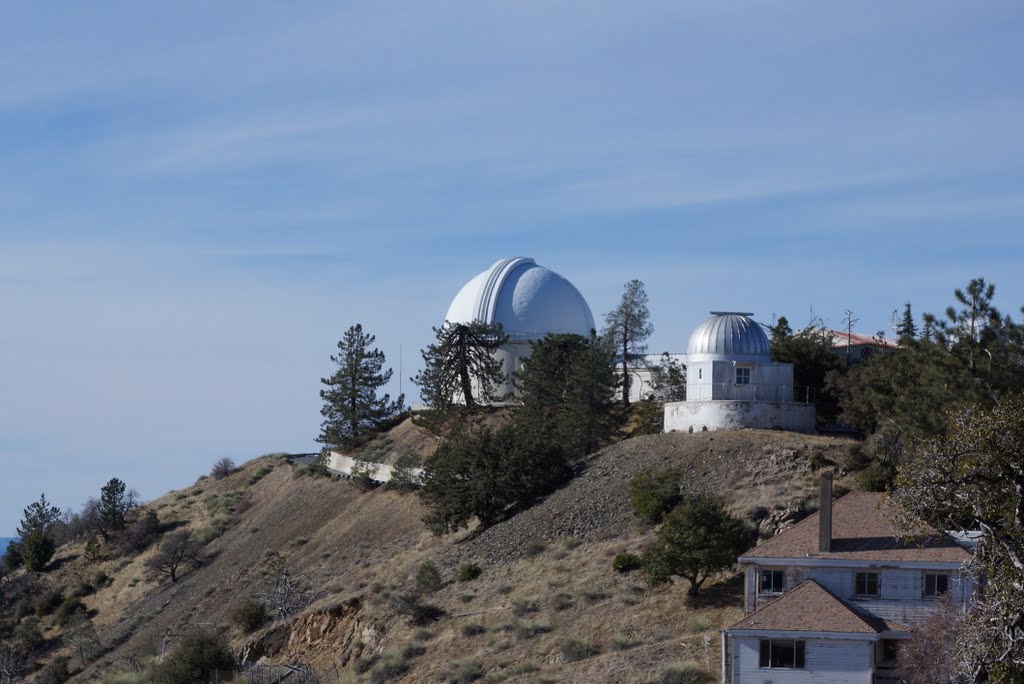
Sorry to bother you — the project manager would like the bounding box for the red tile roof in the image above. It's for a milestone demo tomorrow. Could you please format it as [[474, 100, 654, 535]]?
[[828, 330, 899, 348], [742, 491, 971, 563], [726, 580, 910, 634]]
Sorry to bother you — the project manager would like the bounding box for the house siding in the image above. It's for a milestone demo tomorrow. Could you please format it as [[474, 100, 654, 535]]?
[[732, 636, 872, 684], [747, 564, 973, 625]]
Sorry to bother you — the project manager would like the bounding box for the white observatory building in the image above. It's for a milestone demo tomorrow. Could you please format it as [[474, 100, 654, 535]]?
[[663, 312, 816, 433], [445, 257, 595, 401]]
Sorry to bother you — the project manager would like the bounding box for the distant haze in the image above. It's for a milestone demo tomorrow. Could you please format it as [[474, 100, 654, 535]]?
[[0, 539, 15, 555]]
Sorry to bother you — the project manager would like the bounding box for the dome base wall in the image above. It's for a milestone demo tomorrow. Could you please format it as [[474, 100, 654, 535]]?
[[664, 400, 816, 434]]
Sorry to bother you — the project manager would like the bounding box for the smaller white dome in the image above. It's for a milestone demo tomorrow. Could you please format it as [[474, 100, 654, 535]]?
[[687, 312, 770, 360]]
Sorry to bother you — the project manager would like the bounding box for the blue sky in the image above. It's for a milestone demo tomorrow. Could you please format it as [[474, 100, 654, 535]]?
[[2, 2, 1023, 535]]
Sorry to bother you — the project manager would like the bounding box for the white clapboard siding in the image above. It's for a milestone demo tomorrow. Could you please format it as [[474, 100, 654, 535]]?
[[732, 636, 871, 684], [750, 565, 973, 625]]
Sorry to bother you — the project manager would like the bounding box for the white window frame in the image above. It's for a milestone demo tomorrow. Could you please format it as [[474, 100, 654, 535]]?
[[923, 572, 950, 598], [735, 366, 751, 385], [854, 571, 880, 597], [759, 568, 785, 594]]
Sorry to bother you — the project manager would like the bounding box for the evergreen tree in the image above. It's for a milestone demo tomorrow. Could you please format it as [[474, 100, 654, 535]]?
[[602, 280, 654, 406], [896, 302, 917, 342], [17, 494, 61, 572], [938, 277, 999, 374], [892, 397, 1024, 681], [318, 324, 405, 451], [515, 333, 620, 458], [649, 352, 686, 402], [98, 477, 136, 541], [413, 321, 508, 412], [419, 424, 569, 535], [770, 317, 845, 422], [640, 495, 752, 598]]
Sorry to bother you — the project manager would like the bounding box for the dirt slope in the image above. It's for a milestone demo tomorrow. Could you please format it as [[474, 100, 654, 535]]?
[[29, 427, 854, 683]]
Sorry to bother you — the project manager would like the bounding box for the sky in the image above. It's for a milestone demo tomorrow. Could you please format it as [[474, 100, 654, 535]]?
[[2, 2, 1023, 535]]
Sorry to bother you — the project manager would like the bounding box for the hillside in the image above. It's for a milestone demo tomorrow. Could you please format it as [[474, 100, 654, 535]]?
[[18, 427, 855, 683]]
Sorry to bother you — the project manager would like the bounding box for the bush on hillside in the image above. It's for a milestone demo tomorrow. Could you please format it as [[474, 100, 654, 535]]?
[[151, 629, 234, 684], [560, 638, 599, 662], [415, 561, 443, 595], [210, 457, 237, 480], [230, 599, 270, 634], [612, 552, 643, 574], [113, 509, 161, 556], [660, 661, 714, 684], [35, 589, 65, 617], [55, 596, 86, 628], [3, 540, 23, 571], [458, 563, 482, 582], [629, 468, 683, 524]]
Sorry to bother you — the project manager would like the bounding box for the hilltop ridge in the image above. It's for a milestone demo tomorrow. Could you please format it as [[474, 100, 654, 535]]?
[[15, 426, 855, 683]]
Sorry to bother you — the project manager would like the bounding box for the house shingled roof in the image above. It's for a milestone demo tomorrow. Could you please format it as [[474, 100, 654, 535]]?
[[741, 491, 971, 563], [726, 580, 910, 634]]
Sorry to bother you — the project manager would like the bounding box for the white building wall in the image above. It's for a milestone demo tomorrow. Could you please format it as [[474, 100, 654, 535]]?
[[731, 636, 873, 684], [665, 400, 816, 434], [748, 564, 974, 626]]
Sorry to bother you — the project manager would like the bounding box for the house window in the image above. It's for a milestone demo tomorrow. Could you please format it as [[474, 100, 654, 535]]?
[[855, 571, 880, 596], [759, 569, 785, 594], [698, 368, 702, 380], [735, 367, 751, 385], [924, 573, 950, 597], [759, 639, 806, 668]]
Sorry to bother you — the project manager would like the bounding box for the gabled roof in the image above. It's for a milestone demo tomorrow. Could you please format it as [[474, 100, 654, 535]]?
[[828, 330, 899, 349], [726, 580, 910, 634], [742, 491, 970, 563]]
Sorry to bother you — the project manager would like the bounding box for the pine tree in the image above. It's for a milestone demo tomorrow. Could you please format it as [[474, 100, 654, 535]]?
[[17, 494, 61, 572], [413, 321, 508, 412], [318, 324, 404, 451], [515, 333, 621, 458], [98, 477, 136, 541], [940, 277, 998, 373], [602, 280, 654, 406], [896, 302, 917, 342]]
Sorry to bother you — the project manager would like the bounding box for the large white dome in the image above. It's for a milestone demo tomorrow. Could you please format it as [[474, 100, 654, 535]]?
[[445, 257, 595, 340], [687, 312, 771, 360]]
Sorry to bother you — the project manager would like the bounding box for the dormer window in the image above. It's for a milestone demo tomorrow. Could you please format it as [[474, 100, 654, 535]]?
[[855, 571, 880, 597], [759, 569, 785, 594], [735, 366, 751, 385]]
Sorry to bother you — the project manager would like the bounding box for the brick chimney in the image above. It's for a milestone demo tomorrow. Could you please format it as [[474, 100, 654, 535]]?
[[819, 472, 833, 553]]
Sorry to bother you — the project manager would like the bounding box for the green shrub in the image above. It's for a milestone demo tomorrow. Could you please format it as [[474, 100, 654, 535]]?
[[552, 592, 573, 611], [21, 532, 56, 572], [230, 599, 269, 634], [461, 623, 486, 637], [353, 654, 380, 674], [524, 541, 546, 558], [659, 661, 714, 684], [610, 634, 641, 651], [368, 651, 409, 683], [560, 638, 599, 662], [688, 614, 711, 633], [35, 589, 65, 617], [511, 599, 539, 617], [458, 563, 482, 582], [581, 587, 610, 602], [55, 596, 86, 627], [151, 629, 234, 684], [629, 468, 682, 524], [448, 659, 484, 683], [612, 552, 642, 573], [514, 620, 551, 640], [415, 560, 443, 594]]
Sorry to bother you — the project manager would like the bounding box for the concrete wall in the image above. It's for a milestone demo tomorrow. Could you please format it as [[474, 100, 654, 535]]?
[[730, 636, 873, 684], [326, 452, 423, 484], [664, 399, 816, 434]]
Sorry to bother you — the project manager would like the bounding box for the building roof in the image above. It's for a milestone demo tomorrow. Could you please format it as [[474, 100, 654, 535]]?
[[828, 330, 899, 349], [726, 580, 910, 634], [444, 257, 594, 340], [742, 491, 971, 563], [687, 312, 771, 361]]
